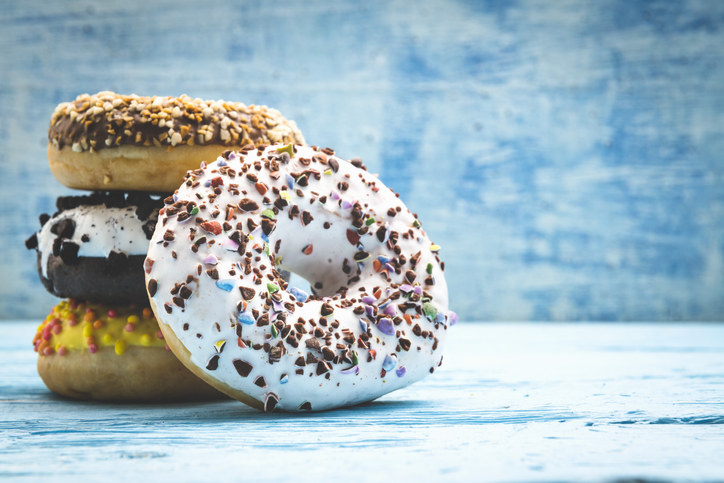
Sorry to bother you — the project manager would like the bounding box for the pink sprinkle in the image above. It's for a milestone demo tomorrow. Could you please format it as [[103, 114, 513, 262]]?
[[70, 300, 79, 309], [68, 319, 78, 327], [57, 347, 68, 356], [52, 325, 62, 335], [42, 327, 52, 341], [43, 347, 54, 356], [448, 311, 459, 326], [203, 254, 219, 265], [107, 309, 117, 318], [51, 317, 61, 326], [156, 330, 165, 340], [88, 344, 98, 354], [124, 323, 135, 332], [222, 238, 239, 251], [383, 305, 396, 317], [165, 344, 171, 351], [331, 191, 341, 201], [341, 200, 354, 210]]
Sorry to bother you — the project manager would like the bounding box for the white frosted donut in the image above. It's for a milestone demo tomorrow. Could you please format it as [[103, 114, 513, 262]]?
[[145, 144, 456, 411]]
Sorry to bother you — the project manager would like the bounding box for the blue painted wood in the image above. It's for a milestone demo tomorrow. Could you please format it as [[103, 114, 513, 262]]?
[[1, 1, 724, 321], [1, 321, 723, 481]]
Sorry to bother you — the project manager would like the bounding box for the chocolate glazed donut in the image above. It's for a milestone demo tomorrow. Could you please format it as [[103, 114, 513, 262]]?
[[26, 191, 166, 305]]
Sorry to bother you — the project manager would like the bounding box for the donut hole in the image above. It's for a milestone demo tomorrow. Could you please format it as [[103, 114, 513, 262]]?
[[287, 271, 313, 296]]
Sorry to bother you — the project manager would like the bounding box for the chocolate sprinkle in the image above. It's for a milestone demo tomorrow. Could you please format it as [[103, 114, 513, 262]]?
[[233, 359, 253, 377], [254, 376, 267, 388], [147, 279, 158, 297], [206, 354, 220, 370]]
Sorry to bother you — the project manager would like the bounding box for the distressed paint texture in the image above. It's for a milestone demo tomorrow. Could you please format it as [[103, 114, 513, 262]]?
[[3, 321, 724, 480], [1, 0, 723, 320]]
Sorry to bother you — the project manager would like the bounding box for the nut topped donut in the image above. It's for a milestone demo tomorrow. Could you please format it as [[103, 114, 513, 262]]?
[[48, 91, 305, 192], [145, 144, 456, 411]]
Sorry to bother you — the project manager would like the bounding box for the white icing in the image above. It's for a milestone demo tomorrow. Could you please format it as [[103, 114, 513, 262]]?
[[146, 145, 453, 411], [37, 205, 153, 277]]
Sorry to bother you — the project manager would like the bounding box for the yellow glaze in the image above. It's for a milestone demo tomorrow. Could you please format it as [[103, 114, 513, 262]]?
[[33, 299, 166, 356]]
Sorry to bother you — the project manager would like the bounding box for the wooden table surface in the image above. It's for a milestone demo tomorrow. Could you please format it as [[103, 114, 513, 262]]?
[[1, 320, 723, 482]]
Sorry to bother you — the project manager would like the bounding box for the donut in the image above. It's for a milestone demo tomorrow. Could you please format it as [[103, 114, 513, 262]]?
[[33, 299, 224, 401], [25, 191, 164, 305], [145, 144, 457, 411], [48, 91, 305, 192]]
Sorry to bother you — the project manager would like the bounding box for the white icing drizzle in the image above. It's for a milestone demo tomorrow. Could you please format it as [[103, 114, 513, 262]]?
[[146, 145, 454, 411], [37, 205, 152, 277]]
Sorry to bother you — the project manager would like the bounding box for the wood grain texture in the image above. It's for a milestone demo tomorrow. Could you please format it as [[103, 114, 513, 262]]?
[[2, 321, 723, 481], [1, 0, 724, 321]]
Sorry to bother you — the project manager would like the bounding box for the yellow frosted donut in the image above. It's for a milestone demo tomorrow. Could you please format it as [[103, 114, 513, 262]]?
[[33, 299, 224, 401]]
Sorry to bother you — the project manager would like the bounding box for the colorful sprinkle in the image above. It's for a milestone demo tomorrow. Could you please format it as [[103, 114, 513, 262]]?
[[276, 143, 295, 157], [423, 302, 438, 319], [376, 318, 395, 335], [426, 263, 433, 274], [114, 339, 127, 356], [237, 312, 254, 325], [395, 367, 407, 377], [267, 282, 279, 293], [261, 209, 276, 220], [214, 340, 226, 353], [216, 279, 235, 292], [340, 365, 360, 375], [448, 311, 459, 326], [203, 254, 219, 265], [382, 354, 398, 371], [289, 286, 309, 303], [361, 295, 376, 305], [430, 244, 441, 252], [222, 238, 239, 251]]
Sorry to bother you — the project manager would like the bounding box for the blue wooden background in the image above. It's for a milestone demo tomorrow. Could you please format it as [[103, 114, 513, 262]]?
[[1, 0, 723, 321]]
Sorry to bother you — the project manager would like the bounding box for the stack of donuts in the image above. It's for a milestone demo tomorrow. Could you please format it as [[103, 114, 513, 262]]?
[[26, 92, 305, 401]]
